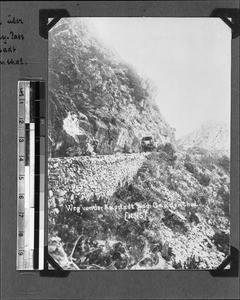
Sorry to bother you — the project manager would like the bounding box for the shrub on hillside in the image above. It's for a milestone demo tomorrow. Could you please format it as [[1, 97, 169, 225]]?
[[147, 152, 163, 162], [200, 155, 215, 171], [124, 65, 148, 102], [188, 146, 208, 156], [184, 161, 197, 174], [212, 230, 229, 255], [199, 193, 208, 205], [216, 155, 230, 173], [188, 189, 208, 205], [170, 155, 178, 166], [183, 255, 203, 269], [157, 151, 171, 162], [172, 255, 203, 270], [196, 172, 211, 187], [217, 187, 230, 217], [156, 144, 164, 152], [152, 143, 177, 166], [184, 158, 211, 186], [138, 160, 158, 177], [163, 143, 176, 158], [167, 179, 178, 191]]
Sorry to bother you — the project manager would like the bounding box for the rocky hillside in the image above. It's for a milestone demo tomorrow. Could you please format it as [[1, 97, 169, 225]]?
[[47, 19, 230, 271], [177, 120, 230, 157], [48, 18, 175, 157], [48, 145, 230, 270]]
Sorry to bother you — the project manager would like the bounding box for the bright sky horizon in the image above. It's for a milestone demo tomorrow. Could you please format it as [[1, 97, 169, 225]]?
[[81, 18, 231, 138]]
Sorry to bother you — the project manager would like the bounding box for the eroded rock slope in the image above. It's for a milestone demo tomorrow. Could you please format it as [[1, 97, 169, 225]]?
[[48, 18, 175, 157]]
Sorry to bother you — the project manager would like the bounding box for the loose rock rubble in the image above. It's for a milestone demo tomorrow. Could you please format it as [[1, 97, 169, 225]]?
[[48, 153, 147, 203], [48, 148, 230, 270]]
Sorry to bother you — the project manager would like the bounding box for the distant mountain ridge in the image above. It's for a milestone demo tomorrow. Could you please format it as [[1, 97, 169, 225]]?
[[177, 120, 230, 156]]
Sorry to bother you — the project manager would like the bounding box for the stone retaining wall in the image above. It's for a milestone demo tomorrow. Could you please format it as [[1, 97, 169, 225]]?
[[48, 153, 147, 204]]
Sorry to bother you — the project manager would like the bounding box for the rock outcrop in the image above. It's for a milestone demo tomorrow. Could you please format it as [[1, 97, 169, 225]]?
[[48, 18, 175, 157]]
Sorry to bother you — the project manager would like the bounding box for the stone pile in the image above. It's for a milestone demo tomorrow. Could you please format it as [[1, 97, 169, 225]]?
[[48, 153, 147, 203]]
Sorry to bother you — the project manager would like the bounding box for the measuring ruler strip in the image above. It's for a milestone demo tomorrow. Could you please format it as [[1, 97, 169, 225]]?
[[34, 81, 45, 270], [17, 81, 31, 269], [29, 83, 36, 269], [39, 82, 45, 270], [17, 82, 25, 268], [34, 83, 40, 269], [25, 82, 33, 269], [17, 81, 45, 270]]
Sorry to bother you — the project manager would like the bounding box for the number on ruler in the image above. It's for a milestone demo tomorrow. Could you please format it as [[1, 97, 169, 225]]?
[[19, 157, 24, 162], [19, 195, 24, 199], [18, 250, 24, 256], [19, 213, 24, 218], [19, 138, 24, 142], [19, 118, 24, 124], [19, 232, 24, 237], [19, 88, 24, 97], [19, 176, 24, 180]]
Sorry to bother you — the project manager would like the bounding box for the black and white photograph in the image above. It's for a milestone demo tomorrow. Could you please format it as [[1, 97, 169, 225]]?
[[47, 17, 231, 270]]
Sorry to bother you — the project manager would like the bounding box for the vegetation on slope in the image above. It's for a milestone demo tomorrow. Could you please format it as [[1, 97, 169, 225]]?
[[48, 145, 230, 270], [48, 19, 175, 157]]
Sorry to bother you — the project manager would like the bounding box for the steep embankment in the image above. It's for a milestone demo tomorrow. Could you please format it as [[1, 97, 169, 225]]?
[[48, 18, 175, 157], [48, 146, 230, 270], [48, 153, 147, 204]]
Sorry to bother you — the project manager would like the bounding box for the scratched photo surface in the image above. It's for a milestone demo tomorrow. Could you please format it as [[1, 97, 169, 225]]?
[[47, 18, 231, 270]]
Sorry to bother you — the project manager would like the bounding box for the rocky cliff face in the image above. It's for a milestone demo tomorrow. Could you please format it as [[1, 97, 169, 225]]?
[[177, 120, 230, 157], [48, 18, 175, 157]]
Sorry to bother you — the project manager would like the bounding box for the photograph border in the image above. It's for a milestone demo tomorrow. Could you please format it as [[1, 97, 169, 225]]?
[[1, 1, 239, 299]]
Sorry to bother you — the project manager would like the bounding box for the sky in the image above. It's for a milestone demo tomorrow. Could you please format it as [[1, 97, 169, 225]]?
[[82, 18, 231, 138]]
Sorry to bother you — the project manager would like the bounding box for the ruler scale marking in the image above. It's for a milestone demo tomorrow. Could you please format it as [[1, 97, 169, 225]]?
[[25, 81, 33, 269], [39, 82, 45, 269], [17, 82, 26, 270], [17, 80, 45, 270]]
